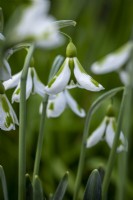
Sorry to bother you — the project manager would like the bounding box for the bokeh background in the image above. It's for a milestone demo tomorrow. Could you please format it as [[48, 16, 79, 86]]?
[[0, 0, 133, 199]]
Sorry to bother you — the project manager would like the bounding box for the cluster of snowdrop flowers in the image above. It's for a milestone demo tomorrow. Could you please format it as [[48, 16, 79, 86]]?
[[45, 41, 104, 95], [0, 82, 18, 131], [86, 105, 128, 152], [90, 41, 133, 85], [6, 0, 74, 48]]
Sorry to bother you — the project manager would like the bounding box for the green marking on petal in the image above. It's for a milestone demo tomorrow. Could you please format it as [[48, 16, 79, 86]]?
[[91, 78, 99, 87], [15, 88, 20, 95], [75, 58, 87, 73], [5, 114, 13, 128], [49, 102, 54, 110], [1, 96, 9, 112], [48, 62, 65, 88]]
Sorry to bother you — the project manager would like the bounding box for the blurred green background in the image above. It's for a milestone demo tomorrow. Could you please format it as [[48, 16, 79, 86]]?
[[0, 0, 133, 199]]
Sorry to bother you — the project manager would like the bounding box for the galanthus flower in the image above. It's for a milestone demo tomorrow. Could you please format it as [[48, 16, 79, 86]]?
[[3, 67, 45, 103], [0, 82, 18, 131], [91, 41, 133, 74], [6, 0, 74, 48], [86, 106, 128, 152], [45, 41, 104, 95], [40, 90, 86, 118]]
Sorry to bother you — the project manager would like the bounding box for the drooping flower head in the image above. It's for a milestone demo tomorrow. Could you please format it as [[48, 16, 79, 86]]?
[[5, 0, 75, 48], [3, 67, 45, 103], [40, 89, 86, 118], [45, 41, 104, 95], [0, 82, 18, 131], [86, 104, 128, 152]]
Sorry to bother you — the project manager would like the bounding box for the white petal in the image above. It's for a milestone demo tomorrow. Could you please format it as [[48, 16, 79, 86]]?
[[0, 59, 11, 81], [64, 90, 86, 117], [0, 33, 5, 41], [105, 118, 115, 148], [86, 118, 107, 148], [45, 58, 71, 95], [119, 70, 129, 86], [117, 132, 128, 152], [32, 67, 45, 97], [105, 118, 128, 152], [3, 71, 22, 90], [12, 68, 33, 103], [0, 94, 18, 131], [73, 58, 104, 91], [46, 92, 67, 118], [91, 42, 133, 74]]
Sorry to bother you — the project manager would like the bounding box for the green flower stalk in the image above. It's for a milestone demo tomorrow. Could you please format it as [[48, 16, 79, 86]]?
[[18, 44, 35, 200]]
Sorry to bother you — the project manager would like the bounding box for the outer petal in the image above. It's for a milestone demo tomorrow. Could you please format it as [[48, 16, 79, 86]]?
[[46, 92, 67, 118], [105, 118, 127, 152], [105, 118, 115, 148], [73, 58, 104, 91], [0, 94, 18, 131], [32, 67, 45, 97], [12, 68, 32, 103], [45, 58, 71, 95], [3, 71, 22, 90], [91, 42, 133, 74], [119, 70, 129, 86], [0, 59, 11, 81], [86, 118, 107, 148], [64, 90, 86, 117]]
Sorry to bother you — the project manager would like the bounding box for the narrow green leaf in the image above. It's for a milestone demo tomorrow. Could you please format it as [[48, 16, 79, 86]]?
[[25, 174, 33, 200], [0, 7, 4, 32], [53, 20, 76, 29], [0, 165, 8, 200], [33, 175, 44, 200], [83, 169, 102, 200], [52, 171, 69, 200]]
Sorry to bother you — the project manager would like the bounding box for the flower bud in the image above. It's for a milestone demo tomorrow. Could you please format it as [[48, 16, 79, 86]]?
[[66, 41, 77, 57]]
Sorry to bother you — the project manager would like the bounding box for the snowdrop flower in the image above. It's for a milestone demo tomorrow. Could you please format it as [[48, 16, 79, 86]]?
[[45, 41, 104, 95], [91, 41, 133, 74], [3, 67, 45, 103], [40, 90, 86, 118], [0, 82, 18, 131], [6, 0, 74, 48], [86, 106, 128, 152]]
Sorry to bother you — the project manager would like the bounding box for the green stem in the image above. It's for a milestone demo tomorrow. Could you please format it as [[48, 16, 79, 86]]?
[[102, 87, 127, 200], [33, 94, 48, 179], [0, 165, 8, 200], [18, 44, 35, 200]]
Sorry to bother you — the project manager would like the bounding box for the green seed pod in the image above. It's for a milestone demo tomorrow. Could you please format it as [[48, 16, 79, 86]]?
[[106, 104, 115, 117]]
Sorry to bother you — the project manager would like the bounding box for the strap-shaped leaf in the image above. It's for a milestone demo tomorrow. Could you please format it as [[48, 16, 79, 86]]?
[[52, 171, 69, 200], [0, 165, 8, 200], [0, 7, 4, 32], [26, 174, 33, 200], [83, 169, 102, 200]]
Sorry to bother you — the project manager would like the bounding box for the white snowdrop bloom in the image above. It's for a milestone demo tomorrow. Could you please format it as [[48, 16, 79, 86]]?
[[3, 67, 45, 103], [0, 94, 18, 131], [45, 41, 104, 95], [91, 41, 133, 74], [7, 0, 74, 48], [40, 90, 86, 118], [86, 116, 128, 153]]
